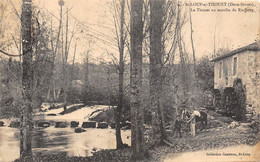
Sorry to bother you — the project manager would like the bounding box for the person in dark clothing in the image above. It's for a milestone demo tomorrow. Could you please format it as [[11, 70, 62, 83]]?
[[173, 115, 183, 138]]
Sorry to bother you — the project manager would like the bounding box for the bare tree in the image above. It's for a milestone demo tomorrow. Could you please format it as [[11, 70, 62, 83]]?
[[189, 4, 197, 83], [106, 0, 130, 149], [46, 0, 64, 102], [114, 0, 126, 149], [149, 0, 167, 144], [130, 0, 145, 160]]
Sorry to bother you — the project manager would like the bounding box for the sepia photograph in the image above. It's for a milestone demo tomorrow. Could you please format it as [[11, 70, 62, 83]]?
[[0, 0, 259, 161]]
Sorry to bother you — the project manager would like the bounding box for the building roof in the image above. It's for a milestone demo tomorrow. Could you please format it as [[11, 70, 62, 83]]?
[[211, 41, 260, 62]]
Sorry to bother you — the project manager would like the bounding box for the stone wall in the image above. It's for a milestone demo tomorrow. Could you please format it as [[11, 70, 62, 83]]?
[[214, 50, 260, 119], [247, 50, 260, 117]]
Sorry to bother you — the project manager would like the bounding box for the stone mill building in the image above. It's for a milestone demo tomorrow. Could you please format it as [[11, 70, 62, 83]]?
[[211, 41, 260, 120]]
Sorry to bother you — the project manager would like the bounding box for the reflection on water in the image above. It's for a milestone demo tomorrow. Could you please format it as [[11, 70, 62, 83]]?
[[0, 127, 20, 162], [0, 127, 131, 162]]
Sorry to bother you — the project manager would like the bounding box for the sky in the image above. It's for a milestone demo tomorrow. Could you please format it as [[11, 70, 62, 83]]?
[[0, 0, 259, 64]]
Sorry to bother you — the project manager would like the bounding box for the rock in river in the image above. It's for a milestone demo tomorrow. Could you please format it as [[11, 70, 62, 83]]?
[[82, 122, 96, 128], [9, 121, 20, 128], [0, 121, 4, 126], [97, 122, 108, 129], [74, 127, 86, 133], [55, 122, 68, 128], [71, 121, 79, 128]]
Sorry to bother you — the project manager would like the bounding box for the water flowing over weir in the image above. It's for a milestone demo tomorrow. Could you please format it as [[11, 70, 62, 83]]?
[[0, 104, 131, 162]]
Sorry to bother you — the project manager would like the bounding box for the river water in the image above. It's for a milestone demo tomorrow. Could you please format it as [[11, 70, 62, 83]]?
[[0, 105, 131, 162], [0, 126, 131, 162]]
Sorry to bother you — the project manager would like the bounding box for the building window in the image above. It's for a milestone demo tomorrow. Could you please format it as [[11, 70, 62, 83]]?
[[233, 57, 237, 76], [219, 61, 222, 78]]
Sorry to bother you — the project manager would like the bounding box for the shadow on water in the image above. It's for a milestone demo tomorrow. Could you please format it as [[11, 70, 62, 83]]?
[[32, 128, 70, 148], [32, 128, 72, 157], [0, 127, 20, 162]]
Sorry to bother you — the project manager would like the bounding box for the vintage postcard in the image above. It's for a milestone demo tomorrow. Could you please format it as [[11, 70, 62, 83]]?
[[0, 0, 259, 161]]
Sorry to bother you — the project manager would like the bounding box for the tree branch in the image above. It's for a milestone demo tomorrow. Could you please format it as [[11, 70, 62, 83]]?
[[0, 49, 23, 57]]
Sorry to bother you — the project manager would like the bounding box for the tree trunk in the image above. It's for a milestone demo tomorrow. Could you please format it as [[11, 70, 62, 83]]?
[[53, 79, 56, 100], [63, 8, 70, 112], [84, 52, 89, 104], [189, 6, 197, 85], [115, 0, 125, 149], [20, 0, 33, 157], [150, 0, 166, 144], [176, 6, 188, 97], [130, 0, 145, 160], [72, 44, 77, 81], [50, 3, 63, 102], [178, 33, 187, 97]]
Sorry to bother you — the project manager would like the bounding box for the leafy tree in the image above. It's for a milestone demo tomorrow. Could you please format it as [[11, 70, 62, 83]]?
[[197, 56, 214, 93], [233, 78, 246, 120], [0, 58, 22, 118]]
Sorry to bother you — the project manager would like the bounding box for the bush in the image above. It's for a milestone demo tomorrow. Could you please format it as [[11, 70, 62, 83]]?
[[233, 78, 246, 121]]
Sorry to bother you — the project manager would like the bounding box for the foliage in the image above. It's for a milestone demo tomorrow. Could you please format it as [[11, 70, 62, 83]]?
[[0, 58, 22, 118], [197, 56, 214, 93], [233, 78, 247, 121], [217, 78, 247, 121], [0, 6, 54, 118], [89, 108, 115, 124]]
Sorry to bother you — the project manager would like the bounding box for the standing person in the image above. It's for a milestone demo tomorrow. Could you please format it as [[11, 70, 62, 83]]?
[[181, 108, 190, 132], [173, 115, 183, 138], [187, 110, 201, 136]]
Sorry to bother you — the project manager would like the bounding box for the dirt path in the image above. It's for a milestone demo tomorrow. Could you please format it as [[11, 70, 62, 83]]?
[[159, 109, 259, 162], [164, 143, 259, 162]]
